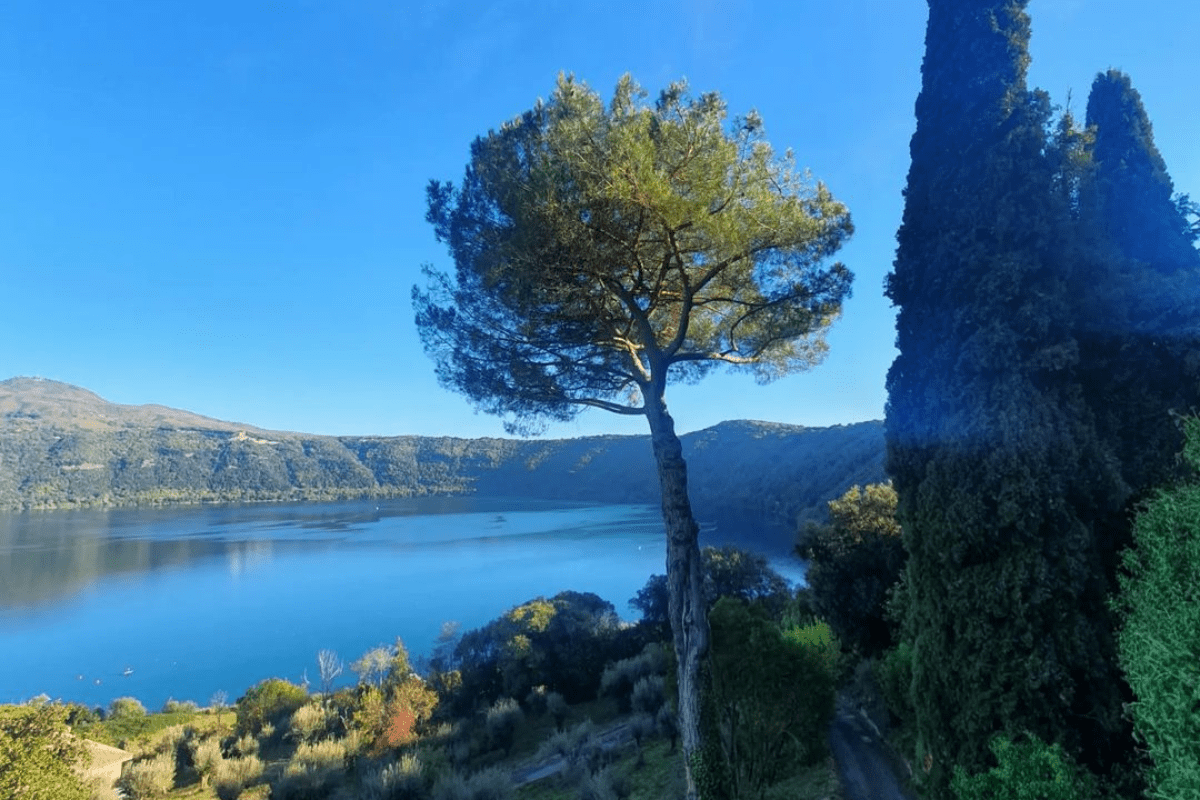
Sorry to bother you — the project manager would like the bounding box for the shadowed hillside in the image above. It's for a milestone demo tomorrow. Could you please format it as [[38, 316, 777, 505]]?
[[0, 377, 886, 548]]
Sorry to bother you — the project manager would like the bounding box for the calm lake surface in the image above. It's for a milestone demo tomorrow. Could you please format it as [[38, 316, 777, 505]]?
[[0, 498, 804, 710]]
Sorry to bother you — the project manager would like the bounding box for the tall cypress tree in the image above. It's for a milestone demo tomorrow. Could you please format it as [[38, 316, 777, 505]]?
[[886, 2, 1130, 795], [1078, 70, 1200, 506]]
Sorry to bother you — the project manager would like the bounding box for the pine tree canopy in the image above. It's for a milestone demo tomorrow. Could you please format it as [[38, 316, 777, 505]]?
[[414, 74, 853, 434]]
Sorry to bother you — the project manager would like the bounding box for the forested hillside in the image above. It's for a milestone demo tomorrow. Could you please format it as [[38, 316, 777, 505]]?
[[0, 378, 884, 544]]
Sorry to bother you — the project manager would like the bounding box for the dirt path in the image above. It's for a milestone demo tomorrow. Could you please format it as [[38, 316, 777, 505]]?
[[828, 693, 913, 800]]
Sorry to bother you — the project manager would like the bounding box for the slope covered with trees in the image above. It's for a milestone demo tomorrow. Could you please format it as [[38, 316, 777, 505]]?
[[0, 378, 885, 550]]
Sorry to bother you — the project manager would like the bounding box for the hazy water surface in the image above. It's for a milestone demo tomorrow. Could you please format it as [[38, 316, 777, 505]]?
[[0, 498, 800, 710]]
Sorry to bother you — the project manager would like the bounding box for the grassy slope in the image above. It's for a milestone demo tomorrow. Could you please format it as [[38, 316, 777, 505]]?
[[51, 695, 842, 800]]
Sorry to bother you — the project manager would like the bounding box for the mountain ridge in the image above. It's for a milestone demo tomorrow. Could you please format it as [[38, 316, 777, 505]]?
[[0, 377, 887, 548]]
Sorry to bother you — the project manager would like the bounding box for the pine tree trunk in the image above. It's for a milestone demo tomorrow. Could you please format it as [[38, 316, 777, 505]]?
[[645, 393, 708, 800]]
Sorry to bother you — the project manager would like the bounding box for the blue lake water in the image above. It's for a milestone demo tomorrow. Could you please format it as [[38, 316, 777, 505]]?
[[0, 498, 804, 710]]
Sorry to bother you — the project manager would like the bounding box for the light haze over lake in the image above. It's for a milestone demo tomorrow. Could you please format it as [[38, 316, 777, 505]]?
[[0, 498, 803, 710]]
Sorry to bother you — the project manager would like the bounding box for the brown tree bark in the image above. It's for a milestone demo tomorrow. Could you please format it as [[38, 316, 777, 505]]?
[[645, 392, 709, 800]]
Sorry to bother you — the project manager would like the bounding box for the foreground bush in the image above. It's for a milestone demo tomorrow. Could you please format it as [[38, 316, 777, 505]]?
[[272, 736, 360, 800], [874, 641, 915, 724], [431, 766, 514, 800], [709, 598, 838, 797], [213, 754, 265, 800], [0, 701, 91, 800], [116, 750, 176, 799], [950, 734, 1095, 800], [1111, 417, 1200, 799], [354, 752, 426, 800]]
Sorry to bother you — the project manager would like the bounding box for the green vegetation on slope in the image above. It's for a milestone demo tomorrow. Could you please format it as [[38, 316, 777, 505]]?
[[0, 378, 886, 548], [8, 547, 843, 800]]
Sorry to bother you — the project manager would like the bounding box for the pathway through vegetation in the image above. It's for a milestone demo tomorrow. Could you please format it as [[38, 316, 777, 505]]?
[[828, 692, 913, 800]]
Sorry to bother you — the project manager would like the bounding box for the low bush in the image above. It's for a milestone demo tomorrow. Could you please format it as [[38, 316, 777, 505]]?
[[630, 675, 665, 717], [291, 736, 357, 772], [431, 766, 513, 800], [545, 691, 568, 731], [599, 643, 668, 713], [580, 764, 629, 800], [116, 750, 176, 799], [228, 732, 260, 758], [289, 703, 328, 744], [161, 698, 199, 714], [213, 754, 265, 800], [484, 697, 523, 755], [189, 736, 224, 785], [874, 641, 915, 724], [950, 733, 1096, 800], [237, 678, 308, 736], [364, 752, 426, 800], [108, 696, 147, 720], [524, 685, 548, 715], [273, 761, 344, 800]]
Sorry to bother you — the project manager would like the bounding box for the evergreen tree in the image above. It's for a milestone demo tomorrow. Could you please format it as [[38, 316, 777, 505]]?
[[1111, 417, 1200, 799], [1077, 70, 1200, 507], [415, 74, 853, 797], [1086, 70, 1198, 275], [885, 2, 1129, 794]]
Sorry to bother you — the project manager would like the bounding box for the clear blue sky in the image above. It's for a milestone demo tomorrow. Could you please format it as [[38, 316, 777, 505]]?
[[2, 1, 1196, 439]]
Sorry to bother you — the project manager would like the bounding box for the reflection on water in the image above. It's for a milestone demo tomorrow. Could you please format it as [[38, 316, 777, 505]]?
[[0, 498, 803, 710]]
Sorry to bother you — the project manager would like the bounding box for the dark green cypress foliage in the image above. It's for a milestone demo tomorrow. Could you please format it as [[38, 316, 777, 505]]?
[[1077, 71, 1200, 506], [886, 2, 1131, 795], [1086, 70, 1197, 275]]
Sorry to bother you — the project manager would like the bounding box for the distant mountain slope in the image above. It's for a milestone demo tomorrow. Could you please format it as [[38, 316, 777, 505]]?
[[0, 377, 886, 549]]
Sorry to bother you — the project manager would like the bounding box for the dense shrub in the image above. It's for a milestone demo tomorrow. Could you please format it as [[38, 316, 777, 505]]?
[[236, 678, 309, 736], [109, 695, 148, 720], [484, 697, 523, 755], [783, 621, 841, 681], [631, 546, 793, 632], [289, 702, 329, 744], [213, 754, 265, 800], [599, 642, 668, 713], [431, 766, 514, 800], [950, 734, 1096, 800], [0, 701, 91, 800], [452, 592, 621, 709], [801, 482, 905, 658], [116, 750, 176, 799], [875, 642, 916, 725], [709, 598, 837, 797], [545, 691, 568, 731], [630, 675, 665, 717], [1111, 417, 1200, 798], [161, 698, 199, 713]]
